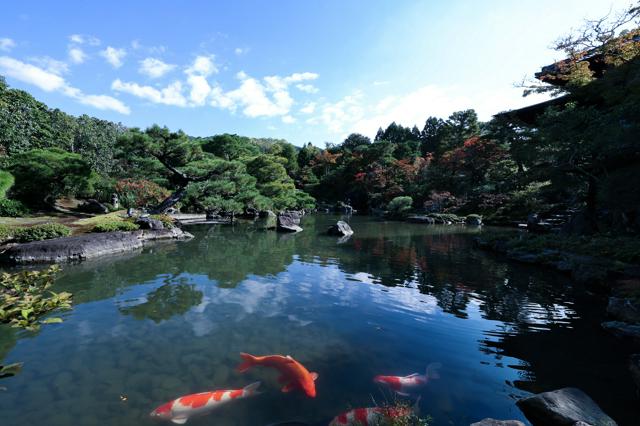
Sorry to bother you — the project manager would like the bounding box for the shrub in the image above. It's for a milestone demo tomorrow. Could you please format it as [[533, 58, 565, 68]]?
[[0, 199, 29, 217], [0, 170, 15, 199], [13, 223, 71, 243], [115, 179, 170, 208], [149, 214, 175, 229], [0, 224, 14, 242], [387, 196, 413, 217], [92, 220, 139, 233]]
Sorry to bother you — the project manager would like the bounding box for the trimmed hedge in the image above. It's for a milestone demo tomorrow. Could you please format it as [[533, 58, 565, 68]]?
[[92, 220, 139, 233], [13, 223, 71, 243]]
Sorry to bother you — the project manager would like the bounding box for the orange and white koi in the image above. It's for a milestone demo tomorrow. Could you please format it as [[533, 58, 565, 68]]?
[[329, 398, 420, 426], [374, 363, 441, 396], [236, 353, 318, 398], [150, 381, 261, 424]]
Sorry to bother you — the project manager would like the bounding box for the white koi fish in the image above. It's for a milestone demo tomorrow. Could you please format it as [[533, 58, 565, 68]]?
[[374, 363, 441, 396], [150, 381, 261, 424]]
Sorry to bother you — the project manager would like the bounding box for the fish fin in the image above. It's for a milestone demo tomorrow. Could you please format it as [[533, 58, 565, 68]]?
[[236, 352, 258, 373], [171, 417, 189, 424], [310, 372, 319, 381], [426, 362, 442, 380], [281, 382, 298, 393], [406, 373, 421, 377], [412, 395, 422, 416], [395, 391, 411, 397], [243, 381, 261, 396]]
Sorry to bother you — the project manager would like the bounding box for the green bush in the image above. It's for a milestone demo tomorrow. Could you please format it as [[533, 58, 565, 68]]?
[[13, 223, 71, 243], [387, 196, 413, 217], [0, 199, 29, 217], [92, 220, 139, 233], [0, 224, 14, 242], [149, 214, 175, 229], [0, 171, 15, 199]]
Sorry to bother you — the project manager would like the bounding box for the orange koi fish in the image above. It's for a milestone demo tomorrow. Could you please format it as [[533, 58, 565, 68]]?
[[236, 353, 318, 398], [374, 363, 441, 396], [150, 381, 261, 424]]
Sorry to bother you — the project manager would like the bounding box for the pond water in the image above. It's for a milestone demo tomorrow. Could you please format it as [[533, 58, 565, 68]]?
[[0, 215, 637, 426]]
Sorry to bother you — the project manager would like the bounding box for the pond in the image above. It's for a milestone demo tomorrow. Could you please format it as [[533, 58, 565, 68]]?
[[0, 215, 637, 426]]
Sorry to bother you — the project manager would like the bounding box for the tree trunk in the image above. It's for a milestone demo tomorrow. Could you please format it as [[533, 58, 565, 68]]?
[[150, 187, 188, 214]]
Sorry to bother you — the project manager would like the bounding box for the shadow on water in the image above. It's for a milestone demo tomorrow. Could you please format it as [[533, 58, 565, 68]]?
[[0, 214, 637, 425]]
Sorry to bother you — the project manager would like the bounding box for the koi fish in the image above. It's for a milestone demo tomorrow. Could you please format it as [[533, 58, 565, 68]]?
[[374, 363, 441, 396], [150, 381, 261, 424], [329, 397, 420, 426], [236, 352, 318, 398]]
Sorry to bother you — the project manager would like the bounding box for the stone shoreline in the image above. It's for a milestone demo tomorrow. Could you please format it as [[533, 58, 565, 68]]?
[[0, 228, 193, 265]]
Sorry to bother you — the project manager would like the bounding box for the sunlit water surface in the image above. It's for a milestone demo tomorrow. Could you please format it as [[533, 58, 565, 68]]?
[[0, 215, 637, 425]]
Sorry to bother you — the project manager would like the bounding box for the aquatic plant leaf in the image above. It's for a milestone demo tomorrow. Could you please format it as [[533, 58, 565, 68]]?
[[0, 362, 23, 378], [41, 317, 63, 324]]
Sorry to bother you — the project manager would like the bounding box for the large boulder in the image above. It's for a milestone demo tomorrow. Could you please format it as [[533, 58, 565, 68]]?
[[470, 419, 525, 426], [327, 221, 353, 237], [277, 212, 302, 233], [135, 216, 164, 230], [607, 297, 640, 323], [466, 215, 483, 226], [0, 228, 193, 265], [256, 210, 277, 230], [516, 388, 617, 426], [77, 199, 108, 214]]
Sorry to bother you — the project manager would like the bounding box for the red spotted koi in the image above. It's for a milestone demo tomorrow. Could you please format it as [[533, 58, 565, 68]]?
[[150, 381, 261, 424], [374, 363, 441, 396], [329, 399, 419, 426], [236, 353, 318, 398]]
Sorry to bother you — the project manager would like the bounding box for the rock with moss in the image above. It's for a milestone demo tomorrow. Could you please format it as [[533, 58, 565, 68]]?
[[256, 210, 277, 230], [465, 214, 483, 226]]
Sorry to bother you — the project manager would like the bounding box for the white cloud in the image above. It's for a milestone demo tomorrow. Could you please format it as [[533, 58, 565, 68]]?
[[300, 102, 316, 114], [185, 55, 217, 77], [0, 38, 16, 52], [234, 47, 249, 55], [0, 56, 129, 114], [29, 56, 69, 75], [139, 57, 176, 78], [282, 115, 296, 124], [296, 83, 319, 94], [309, 91, 365, 134], [69, 34, 100, 46], [100, 46, 126, 68], [111, 79, 187, 107], [68, 47, 87, 64]]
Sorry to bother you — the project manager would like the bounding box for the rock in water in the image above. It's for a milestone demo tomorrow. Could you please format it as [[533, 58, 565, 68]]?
[[516, 387, 617, 426], [470, 419, 525, 426], [327, 221, 353, 236], [277, 212, 302, 233], [135, 216, 164, 230], [406, 215, 435, 224], [601, 321, 640, 343], [257, 210, 277, 230], [630, 354, 640, 392], [607, 297, 640, 323]]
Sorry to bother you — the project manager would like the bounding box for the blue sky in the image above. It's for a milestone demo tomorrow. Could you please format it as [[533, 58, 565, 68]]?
[[0, 0, 632, 146]]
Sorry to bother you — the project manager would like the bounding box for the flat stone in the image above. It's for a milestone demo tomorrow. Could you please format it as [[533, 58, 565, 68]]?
[[0, 228, 193, 265], [516, 387, 617, 426], [470, 418, 525, 426]]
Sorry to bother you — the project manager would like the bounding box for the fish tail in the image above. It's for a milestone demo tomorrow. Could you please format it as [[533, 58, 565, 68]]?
[[426, 362, 441, 380], [236, 352, 258, 373], [243, 381, 261, 396]]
